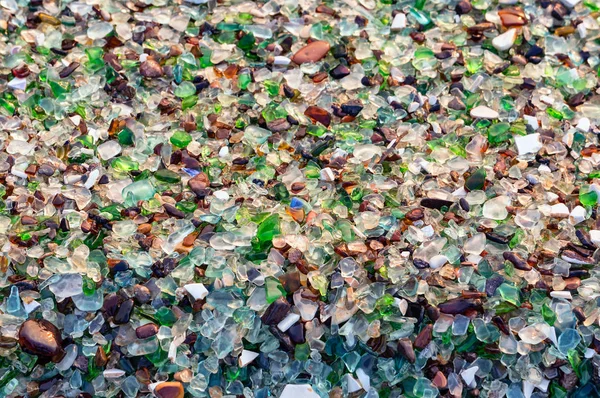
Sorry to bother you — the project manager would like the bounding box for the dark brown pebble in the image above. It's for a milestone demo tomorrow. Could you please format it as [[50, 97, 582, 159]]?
[[486, 276, 504, 296], [108, 259, 129, 274], [291, 41, 330, 64], [455, 0, 472, 14], [267, 118, 291, 133], [269, 325, 294, 352], [12, 65, 30, 78], [154, 381, 185, 398], [330, 64, 350, 79], [551, 3, 568, 20], [568, 92, 585, 107], [564, 277, 581, 290], [0, 336, 18, 349], [136, 323, 159, 339], [485, 232, 509, 244], [38, 164, 55, 176], [261, 297, 291, 325], [576, 230, 595, 249], [397, 338, 416, 363], [21, 215, 37, 225], [188, 172, 210, 197], [573, 307, 586, 323], [492, 315, 510, 335], [438, 298, 481, 314], [164, 204, 186, 219], [113, 299, 134, 324], [503, 251, 532, 271], [94, 346, 108, 367], [140, 59, 164, 78], [432, 371, 447, 389], [341, 101, 363, 117], [467, 22, 494, 34], [421, 198, 454, 210], [304, 106, 331, 127], [59, 62, 80, 78], [448, 97, 466, 111], [287, 323, 305, 344], [410, 32, 425, 43], [498, 7, 527, 27], [61, 39, 77, 51], [405, 208, 425, 221], [414, 324, 433, 349], [18, 319, 64, 361]]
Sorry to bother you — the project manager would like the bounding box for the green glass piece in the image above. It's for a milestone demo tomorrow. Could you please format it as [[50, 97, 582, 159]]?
[[412, 47, 436, 70], [500, 96, 515, 111], [199, 49, 213, 68], [508, 229, 524, 249], [488, 123, 511, 145], [465, 56, 483, 74], [134, 170, 151, 182], [182, 95, 198, 110], [262, 102, 287, 122], [105, 66, 117, 84], [122, 180, 156, 206], [294, 343, 310, 361], [542, 303, 556, 326], [237, 32, 255, 51], [584, 0, 599, 10], [497, 283, 520, 306], [155, 307, 176, 326], [78, 135, 94, 149], [238, 71, 252, 90], [265, 278, 286, 303], [170, 131, 192, 148], [146, 348, 168, 366], [111, 157, 139, 173], [174, 81, 196, 98], [237, 12, 253, 24], [84, 229, 106, 250], [264, 80, 280, 97], [117, 128, 134, 146], [100, 204, 123, 221], [589, 170, 600, 179], [475, 119, 491, 129], [49, 80, 70, 97], [82, 276, 96, 296], [216, 22, 240, 32], [271, 183, 289, 201], [85, 47, 105, 71], [465, 168, 486, 191], [546, 107, 563, 120], [257, 214, 280, 242], [176, 201, 197, 213], [502, 65, 520, 77], [567, 349, 582, 377], [376, 294, 395, 316], [154, 169, 181, 184], [580, 189, 597, 207], [550, 382, 568, 398], [0, 98, 16, 115], [307, 125, 327, 137]]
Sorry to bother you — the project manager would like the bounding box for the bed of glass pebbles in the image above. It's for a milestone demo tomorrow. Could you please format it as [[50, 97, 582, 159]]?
[[1, 0, 600, 397]]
